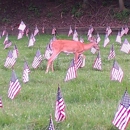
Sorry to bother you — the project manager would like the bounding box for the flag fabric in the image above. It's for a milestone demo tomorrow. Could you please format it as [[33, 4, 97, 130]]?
[[42, 26, 45, 33], [18, 21, 26, 31], [23, 61, 30, 83], [87, 25, 94, 36], [73, 29, 78, 41], [112, 90, 130, 130], [44, 42, 53, 60], [32, 49, 43, 69], [75, 54, 84, 69], [121, 27, 125, 37], [93, 51, 102, 70], [3, 34, 8, 45], [110, 60, 123, 82], [34, 25, 39, 36], [48, 115, 55, 130], [91, 47, 97, 54], [120, 39, 130, 54], [4, 40, 12, 49], [103, 34, 110, 47], [2, 29, 7, 37], [13, 44, 19, 59], [108, 44, 115, 60], [64, 59, 77, 82], [79, 36, 84, 43], [116, 31, 121, 44], [52, 27, 56, 35], [17, 30, 24, 40], [0, 97, 3, 108], [55, 86, 66, 122], [4, 50, 16, 68], [124, 25, 129, 34], [25, 27, 29, 37], [28, 33, 36, 47], [96, 33, 101, 44], [8, 70, 21, 99], [68, 26, 73, 36], [106, 26, 112, 36]]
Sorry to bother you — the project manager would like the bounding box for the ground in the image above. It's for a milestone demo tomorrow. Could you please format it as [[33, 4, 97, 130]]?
[[0, 0, 130, 30]]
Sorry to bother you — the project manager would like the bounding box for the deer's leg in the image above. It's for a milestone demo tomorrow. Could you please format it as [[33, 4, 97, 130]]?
[[80, 54, 86, 68], [45, 51, 59, 73]]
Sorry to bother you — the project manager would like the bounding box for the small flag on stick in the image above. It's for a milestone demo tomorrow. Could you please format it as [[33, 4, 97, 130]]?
[[8, 70, 21, 99], [112, 90, 130, 130], [93, 51, 102, 70], [55, 86, 66, 122], [4, 50, 16, 68], [48, 115, 55, 130], [108, 44, 115, 60], [23, 61, 30, 83], [110, 60, 123, 82], [64, 59, 77, 82], [32, 49, 43, 69]]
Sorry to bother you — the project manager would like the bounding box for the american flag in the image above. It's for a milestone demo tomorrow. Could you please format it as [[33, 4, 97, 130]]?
[[48, 115, 55, 130], [73, 29, 78, 41], [42, 26, 45, 33], [44, 42, 53, 60], [28, 33, 36, 47], [93, 51, 102, 70], [112, 90, 130, 130], [3, 33, 8, 45], [13, 44, 19, 59], [25, 27, 29, 37], [87, 25, 94, 36], [124, 25, 129, 34], [110, 60, 123, 82], [68, 26, 73, 37], [96, 33, 101, 44], [64, 59, 77, 82], [4, 50, 16, 68], [32, 49, 43, 69], [17, 30, 24, 40], [75, 54, 84, 69], [23, 61, 30, 83], [120, 38, 130, 54], [116, 31, 121, 44], [103, 34, 110, 47], [108, 44, 115, 60], [8, 70, 21, 99], [4, 40, 12, 49], [18, 21, 26, 31], [55, 86, 66, 122], [0, 97, 3, 108], [52, 27, 56, 35], [79, 36, 84, 43], [2, 29, 7, 37], [34, 25, 39, 36], [121, 27, 125, 37], [106, 26, 112, 36]]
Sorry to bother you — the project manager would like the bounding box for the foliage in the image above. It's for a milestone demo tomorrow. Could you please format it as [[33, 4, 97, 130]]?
[[0, 34, 130, 130], [114, 9, 130, 21], [28, 3, 41, 17], [71, 2, 84, 18]]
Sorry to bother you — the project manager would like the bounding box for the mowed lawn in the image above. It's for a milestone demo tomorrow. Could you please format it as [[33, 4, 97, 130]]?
[[0, 33, 130, 130]]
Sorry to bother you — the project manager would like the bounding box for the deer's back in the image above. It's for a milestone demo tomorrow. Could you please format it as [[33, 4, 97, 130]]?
[[52, 40, 84, 53]]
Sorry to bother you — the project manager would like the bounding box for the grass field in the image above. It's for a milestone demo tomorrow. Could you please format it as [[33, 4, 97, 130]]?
[[0, 33, 130, 130]]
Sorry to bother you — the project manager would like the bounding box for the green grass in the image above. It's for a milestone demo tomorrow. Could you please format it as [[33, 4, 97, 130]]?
[[0, 34, 130, 130]]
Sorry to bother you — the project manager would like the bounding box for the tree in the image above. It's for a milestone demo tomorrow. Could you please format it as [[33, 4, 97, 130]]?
[[119, 0, 126, 11]]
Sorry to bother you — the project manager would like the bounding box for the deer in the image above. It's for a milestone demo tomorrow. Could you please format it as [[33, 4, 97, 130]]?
[[45, 37, 99, 73]]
